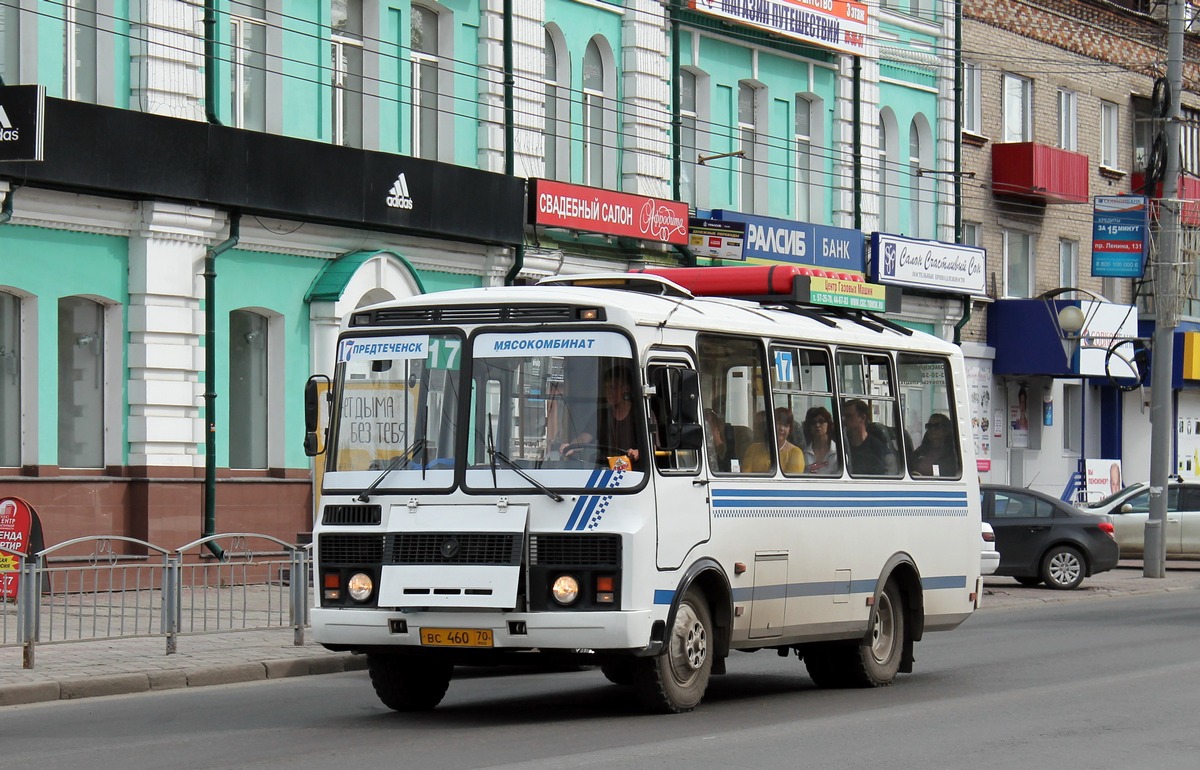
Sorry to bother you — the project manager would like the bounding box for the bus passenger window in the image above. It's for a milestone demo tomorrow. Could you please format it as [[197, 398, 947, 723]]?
[[837, 351, 903, 478], [697, 334, 769, 475], [898, 354, 961, 479]]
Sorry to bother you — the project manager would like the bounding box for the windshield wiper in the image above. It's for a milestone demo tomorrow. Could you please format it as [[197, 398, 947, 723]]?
[[486, 417, 563, 502], [355, 438, 427, 503]]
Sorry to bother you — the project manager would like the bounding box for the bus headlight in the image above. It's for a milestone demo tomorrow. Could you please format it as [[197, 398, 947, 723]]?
[[347, 572, 374, 603], [551, 574, 580, 605]]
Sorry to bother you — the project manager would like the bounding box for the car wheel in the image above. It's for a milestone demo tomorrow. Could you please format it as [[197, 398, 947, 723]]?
[[1014, 576, 1042, 587], [367, 654, 453, 711], [1041, 545, 1085, 590], [632, 589, 713, 713]]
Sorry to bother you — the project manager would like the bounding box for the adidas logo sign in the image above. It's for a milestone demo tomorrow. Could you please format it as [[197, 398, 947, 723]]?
[[386, 173, 414, 210], [0, 105, 18, 142]]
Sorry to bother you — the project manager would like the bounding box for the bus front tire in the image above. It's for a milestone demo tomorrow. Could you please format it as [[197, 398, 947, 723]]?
[[632, 589, 713, 713], [367, 654, 453, 711], [804, 580, 905, 688]]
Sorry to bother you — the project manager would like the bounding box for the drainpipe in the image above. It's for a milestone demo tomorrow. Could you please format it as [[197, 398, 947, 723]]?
[[953, 295, 972, 345], [0, 187, 13, 225], [951, 1, 969, 347], [203, 0, 223, 125], [852, 56, 862, 230], [202, 212, 240, 559], [501, 0, 524, 285]]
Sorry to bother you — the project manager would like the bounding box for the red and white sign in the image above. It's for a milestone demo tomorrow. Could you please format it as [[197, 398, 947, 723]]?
[[531, 179, 690, 246], [0, 497, 34, 599], [689, 0, 870, 57]]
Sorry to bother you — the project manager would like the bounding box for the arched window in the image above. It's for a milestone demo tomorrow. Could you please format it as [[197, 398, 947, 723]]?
[[332, 0, 364, 148], [680, 70, 699, 206], [909, 116, 934, 239], [0, 291, 20, 467], [543, 28, 570, 180], [739, 82, 759, 213], [582, 40, 605, 187], [879, 110, 899, 232], [58, 296, 105, 468], [795, 95, 813, 220], [411, 4, 440, 160], [229, 309, 270, 469]]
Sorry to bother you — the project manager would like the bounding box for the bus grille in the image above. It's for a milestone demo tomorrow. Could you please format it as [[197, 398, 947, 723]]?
[[322, 504, 382, 526], [529, 534, 621, 567], [390, 533, 521, 565], [320, 534, 386, 565]]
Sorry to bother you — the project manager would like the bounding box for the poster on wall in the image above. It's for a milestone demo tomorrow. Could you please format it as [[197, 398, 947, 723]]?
[[965, 359, 994, 473], [1178, 415, 1200, 479], [1009, 385, 1030, 449], [1084, 459, 1123, 502]]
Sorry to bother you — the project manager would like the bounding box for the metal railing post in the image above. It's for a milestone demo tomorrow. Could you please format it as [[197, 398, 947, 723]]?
[[19, 555, 40, 669], [290, 547, 307, 646], [164, 552, 180, 655]]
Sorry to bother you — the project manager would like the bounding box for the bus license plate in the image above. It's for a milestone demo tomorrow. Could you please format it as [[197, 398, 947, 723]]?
[[419, 627, 494, 648]]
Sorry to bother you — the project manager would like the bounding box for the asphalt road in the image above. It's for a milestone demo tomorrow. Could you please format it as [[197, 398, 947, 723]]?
[[3, 590, 1199, 770]]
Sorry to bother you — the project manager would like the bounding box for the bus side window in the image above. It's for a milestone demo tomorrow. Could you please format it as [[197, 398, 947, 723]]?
[[647, 363, 700, 474], [698, 334, 769, 475], [897, 354, 962, 479], [836, 351, 903, 478]]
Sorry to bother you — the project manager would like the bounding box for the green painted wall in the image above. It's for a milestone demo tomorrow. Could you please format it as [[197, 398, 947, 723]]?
[[0, 225, 128, 466]]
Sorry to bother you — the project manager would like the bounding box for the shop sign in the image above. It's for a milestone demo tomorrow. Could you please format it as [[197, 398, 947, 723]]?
[[689, 0, 870, 57], [0, 497, 38, 599], [530, 179, 689, 246], [1078, 301, 1138, 378], [808, 276, 887, 312], [708, 210, 864, 272], [0, 84, 46, 162], [871, 233, 986, 296], [1091, 196, 1148, 278], [688, 218, 746, 261]]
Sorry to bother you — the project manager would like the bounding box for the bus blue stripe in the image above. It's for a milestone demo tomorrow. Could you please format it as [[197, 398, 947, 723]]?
[[654, 589, 675, 605], [711, 499, 968, 508], [711, 488, 968, 499], [564, 468, 605, 530], [730, 576, 967, 602]]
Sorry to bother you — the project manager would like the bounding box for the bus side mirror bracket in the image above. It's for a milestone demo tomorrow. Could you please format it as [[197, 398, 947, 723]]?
[[650, 367, 703, 451]]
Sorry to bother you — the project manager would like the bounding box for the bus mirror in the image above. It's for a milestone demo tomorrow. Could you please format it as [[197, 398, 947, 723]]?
[[304, 375, 331, 456], [666, 423, 704, 451], [677, 369, 700, 424]]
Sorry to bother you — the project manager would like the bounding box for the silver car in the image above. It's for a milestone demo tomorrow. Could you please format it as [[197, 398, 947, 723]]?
[[1085, 481, 1200, 558]]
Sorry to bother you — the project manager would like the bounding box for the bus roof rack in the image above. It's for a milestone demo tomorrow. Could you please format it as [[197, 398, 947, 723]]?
[[536, 273, 693, 299]]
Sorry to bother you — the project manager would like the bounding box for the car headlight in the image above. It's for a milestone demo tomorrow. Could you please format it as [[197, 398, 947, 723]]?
[[347, 572, 374, 602], [551, 574, 580, 605]]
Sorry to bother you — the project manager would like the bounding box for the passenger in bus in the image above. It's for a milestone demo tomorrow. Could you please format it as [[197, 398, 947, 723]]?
[[801, 405, 840, 475], [742, 407, 805, 474], [564, 365, 642, 469], [911, 413, 959, 477], [842, 398, 892, 475], [703, 408, 733, 472]]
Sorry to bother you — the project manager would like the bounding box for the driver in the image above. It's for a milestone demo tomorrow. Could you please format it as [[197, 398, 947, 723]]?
[[563, 365, 642, 469]]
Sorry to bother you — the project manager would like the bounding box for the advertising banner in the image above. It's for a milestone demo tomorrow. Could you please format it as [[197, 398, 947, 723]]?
[[1077, 301, 1138, 378], [1084, 459, 1123, 503], [0, 497, 41, 599], [689, 0, 870, 57], [708, 210, 865, 272], [530, 179, 689, 246], [1091, 196, 1148, 278], [965, 358, 994, 473], [688, 219, 746, 261], [871, 233, 987, 296]]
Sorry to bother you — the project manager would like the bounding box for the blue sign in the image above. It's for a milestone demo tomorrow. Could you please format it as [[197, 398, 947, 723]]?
[[1091, 196, 1148, 278], [708, 210, 865, 273]]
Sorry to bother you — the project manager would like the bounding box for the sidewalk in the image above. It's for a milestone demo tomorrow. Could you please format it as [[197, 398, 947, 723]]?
[[3, 563, 1198, 708]]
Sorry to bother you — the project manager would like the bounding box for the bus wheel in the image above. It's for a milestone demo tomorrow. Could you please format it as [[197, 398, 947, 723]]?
[[633, 589, 713, 713], [367, 654, 453, 711], [804, 580, 904, 688]]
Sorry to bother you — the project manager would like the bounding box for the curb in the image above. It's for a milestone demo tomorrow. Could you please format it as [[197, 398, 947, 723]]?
[[0, 652, 367, 707]]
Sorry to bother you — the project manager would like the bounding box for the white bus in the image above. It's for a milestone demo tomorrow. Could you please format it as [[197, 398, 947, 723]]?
[[304, 267, 981, 713]]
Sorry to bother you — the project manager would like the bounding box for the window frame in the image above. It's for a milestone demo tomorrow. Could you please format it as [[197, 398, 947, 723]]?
[[57, 295, 114, 469], [1057, 88, 1077, 151], [65, 0, 98, 103], [331, 0, 365, 148], [738, 81, 760, 213], [795, 94, 813, 221], [680, 69, 700, 207], [1059, 239, 1078, 289], [0, 290, 24, 468], [411, 3, 441, 161], [1100, 100, 1120, 169], [230, 0, 268, 131], [962, 61, 982, 135], [1003, 229, 1034, 298], [1002, 73, 1032, 143], [543, 27, 570, 181]]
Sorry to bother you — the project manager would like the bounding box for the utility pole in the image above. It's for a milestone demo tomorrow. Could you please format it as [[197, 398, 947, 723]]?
[[1145, 0, 1186, 579]]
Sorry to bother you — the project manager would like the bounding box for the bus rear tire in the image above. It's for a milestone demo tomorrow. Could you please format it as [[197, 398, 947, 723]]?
[[804, 580, 904, 688], [632, 589, 713, 713], [367, 654, 453, 711]]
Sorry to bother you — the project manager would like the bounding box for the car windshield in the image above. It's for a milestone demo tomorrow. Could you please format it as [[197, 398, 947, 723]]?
[[1087, 484, 1142, 509]]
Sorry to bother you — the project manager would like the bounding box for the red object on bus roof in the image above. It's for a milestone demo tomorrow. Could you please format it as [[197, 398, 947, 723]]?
[[630, 265, 829, 297]]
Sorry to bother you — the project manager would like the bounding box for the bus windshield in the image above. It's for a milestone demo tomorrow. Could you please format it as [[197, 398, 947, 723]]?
[[329, 333, 463, 483], [466, 330, 644, 491]]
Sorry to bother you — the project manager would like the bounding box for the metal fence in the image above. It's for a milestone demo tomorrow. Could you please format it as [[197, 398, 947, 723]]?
[[1, 533, 310, 669]]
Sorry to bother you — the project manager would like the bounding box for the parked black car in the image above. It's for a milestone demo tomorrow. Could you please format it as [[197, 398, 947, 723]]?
[[981, 484, 1120, 590]]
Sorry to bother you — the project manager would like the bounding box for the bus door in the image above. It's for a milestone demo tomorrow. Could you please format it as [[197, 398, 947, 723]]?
[[646, 358, 708, 570]]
